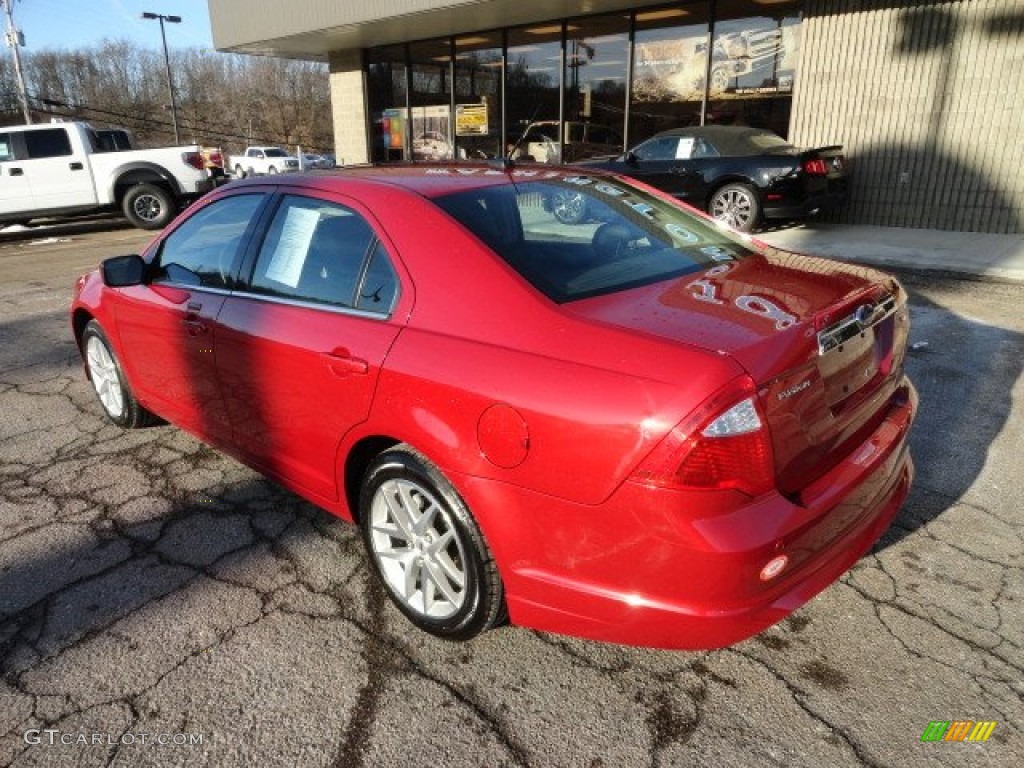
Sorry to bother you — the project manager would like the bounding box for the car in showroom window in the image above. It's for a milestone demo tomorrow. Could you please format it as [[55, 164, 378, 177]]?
[[71, 166, 916, 650]]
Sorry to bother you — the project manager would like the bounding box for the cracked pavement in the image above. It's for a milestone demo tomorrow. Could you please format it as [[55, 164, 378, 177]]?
[[1, 225, 1021, 767]]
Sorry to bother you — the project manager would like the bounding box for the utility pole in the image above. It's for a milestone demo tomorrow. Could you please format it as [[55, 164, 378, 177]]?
[[3, 0, 31, 123]]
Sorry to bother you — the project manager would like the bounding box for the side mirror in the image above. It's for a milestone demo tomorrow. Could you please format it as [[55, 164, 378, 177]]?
[[623, 150, 638, 165], [101, 254, 147, 287]]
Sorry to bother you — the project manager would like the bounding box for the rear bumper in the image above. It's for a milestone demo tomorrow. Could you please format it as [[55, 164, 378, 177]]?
[[763, 177, 849, 220], [457, 378, 917, 649]]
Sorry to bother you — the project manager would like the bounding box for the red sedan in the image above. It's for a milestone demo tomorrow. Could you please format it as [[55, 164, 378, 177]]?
[[70, 165, 916, 649]]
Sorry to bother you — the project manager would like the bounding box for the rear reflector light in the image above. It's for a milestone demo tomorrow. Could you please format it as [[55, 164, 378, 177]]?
[[631, 377, 775, 497], [760, 555, 789, 581], [182, 151, 205, 170], [803, 158, 828, 175]]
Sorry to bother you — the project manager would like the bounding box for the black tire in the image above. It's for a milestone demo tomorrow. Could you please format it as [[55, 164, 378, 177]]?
[[551, 189, 588, 225], [708, 182, 762, 233], [81, 320, 158, 429], [267, 165, 278, 174], [122, 183, 176, 231], [359, 445, 505, 641], [234, 164, 246, 179]]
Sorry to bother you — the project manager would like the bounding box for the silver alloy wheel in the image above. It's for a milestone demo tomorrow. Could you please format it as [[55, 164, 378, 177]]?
[[85, 335, 124, 418], [710, 186, 755, 230], [132, 192, 164, 223], [368, 477, 468, 620], [552, 190, 587, 224]]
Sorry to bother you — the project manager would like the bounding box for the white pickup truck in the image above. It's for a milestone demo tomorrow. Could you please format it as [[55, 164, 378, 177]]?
[[229, 146, 300, 177], [0, 121, 216, 230]]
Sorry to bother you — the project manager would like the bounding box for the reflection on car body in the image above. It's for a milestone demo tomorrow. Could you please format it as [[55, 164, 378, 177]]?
[[71, 164, 915, 649]]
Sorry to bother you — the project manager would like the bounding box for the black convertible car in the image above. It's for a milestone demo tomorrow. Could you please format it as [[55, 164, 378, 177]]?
[[572, 126, 849, 232]]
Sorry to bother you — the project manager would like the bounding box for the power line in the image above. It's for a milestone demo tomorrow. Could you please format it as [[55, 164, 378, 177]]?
[[21, 91, 333, 153]]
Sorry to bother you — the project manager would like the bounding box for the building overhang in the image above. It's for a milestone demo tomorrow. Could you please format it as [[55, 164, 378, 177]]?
[[208, 0, 662, 60]]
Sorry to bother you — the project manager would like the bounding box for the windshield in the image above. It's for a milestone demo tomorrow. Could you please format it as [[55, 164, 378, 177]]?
[[435, 174, 757, 302]]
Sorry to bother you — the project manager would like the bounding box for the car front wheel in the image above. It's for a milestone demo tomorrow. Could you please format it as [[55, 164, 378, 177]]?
[[359, 445, 505, 641], [267, 165, 278, 174], [709, 183, 761, 233], [551, 190, 588, 225], [82, 320, 157, 428]]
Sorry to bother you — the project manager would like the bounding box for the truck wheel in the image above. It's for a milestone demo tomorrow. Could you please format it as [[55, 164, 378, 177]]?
[[234, 164, 246, 179], [122, 184, 175, 230], [267, 165, 278, 174]]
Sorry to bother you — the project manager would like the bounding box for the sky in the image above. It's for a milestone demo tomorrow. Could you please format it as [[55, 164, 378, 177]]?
[[10, 0, 216, 53]]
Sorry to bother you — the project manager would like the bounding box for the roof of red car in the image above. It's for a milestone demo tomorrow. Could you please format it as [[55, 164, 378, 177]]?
[[243, 163, 600, 198]]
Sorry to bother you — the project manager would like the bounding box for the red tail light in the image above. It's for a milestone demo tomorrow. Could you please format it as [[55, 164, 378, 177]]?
[[182, 151, 205, 170], [631, 376, 775, 497], [802, 158, 828, 176]]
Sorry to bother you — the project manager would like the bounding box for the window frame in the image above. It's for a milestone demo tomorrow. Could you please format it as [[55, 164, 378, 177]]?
[[151, 191, 270, 291]]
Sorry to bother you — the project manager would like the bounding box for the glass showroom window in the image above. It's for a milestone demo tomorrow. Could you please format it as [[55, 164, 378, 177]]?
[[707, 0, 801, 138], [453, 31, 503, 161], [630, 4, 712, 145], [506, 23, 562, 161], [563, 13, 629, 162], [409, 38, 455, 162], [367, 45, 408, 162]]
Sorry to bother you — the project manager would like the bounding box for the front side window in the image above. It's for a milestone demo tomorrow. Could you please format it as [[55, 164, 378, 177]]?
[[248, 195, 397, 313], [633, 135, 682, 161], [25, 129, 72, 159], [435, 175, 755, 302], [0, 133, 13, 162], [155, 194, 265, 288]]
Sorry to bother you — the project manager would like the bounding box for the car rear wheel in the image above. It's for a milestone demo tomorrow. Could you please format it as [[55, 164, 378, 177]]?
[[709, 183, 761, 233], [82, 320, 158, 429], [122, 184, 175, 230], [234, 164, 246, 178], [359, 445, 505, 641]]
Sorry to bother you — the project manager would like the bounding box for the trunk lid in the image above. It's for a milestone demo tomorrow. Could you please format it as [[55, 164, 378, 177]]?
[[565, 250, 910, 494]]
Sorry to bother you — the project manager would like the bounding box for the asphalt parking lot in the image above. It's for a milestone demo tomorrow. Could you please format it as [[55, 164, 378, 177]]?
[[1, 221, 1021, 767]]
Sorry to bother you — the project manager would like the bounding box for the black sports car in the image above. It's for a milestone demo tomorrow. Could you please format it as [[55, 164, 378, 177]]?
[[572, 126, 849, 232]]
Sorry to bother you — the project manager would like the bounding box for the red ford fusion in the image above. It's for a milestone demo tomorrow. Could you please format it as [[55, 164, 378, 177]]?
[[70, 165, 916, 649]]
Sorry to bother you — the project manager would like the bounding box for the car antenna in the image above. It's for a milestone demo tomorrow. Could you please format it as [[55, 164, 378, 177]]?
[[489, 157, 514, 172]]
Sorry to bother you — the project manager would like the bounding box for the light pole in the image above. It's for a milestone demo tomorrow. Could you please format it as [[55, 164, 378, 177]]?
[[141, 11, 181, 143]]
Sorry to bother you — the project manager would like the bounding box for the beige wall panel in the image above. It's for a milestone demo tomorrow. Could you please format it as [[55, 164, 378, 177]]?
[[792, 0, 1023, 233]]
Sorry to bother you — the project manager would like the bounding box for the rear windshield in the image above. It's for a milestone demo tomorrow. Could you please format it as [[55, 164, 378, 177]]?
[[435, 174, 757, 302], [744, 132, 793, 151]]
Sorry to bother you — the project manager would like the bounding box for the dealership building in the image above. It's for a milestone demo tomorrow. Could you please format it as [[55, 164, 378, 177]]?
[[208, 0, 1022, 234]]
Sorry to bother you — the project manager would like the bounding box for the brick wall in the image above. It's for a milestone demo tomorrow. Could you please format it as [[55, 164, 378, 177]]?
[[329, 50, 370, 166]]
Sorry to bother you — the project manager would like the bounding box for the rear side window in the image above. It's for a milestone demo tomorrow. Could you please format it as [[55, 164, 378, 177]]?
[[248, 195, 397, 314], [24, 129, 72, 159], [0, 133, 12, 162], [155, 194, 265, 288]]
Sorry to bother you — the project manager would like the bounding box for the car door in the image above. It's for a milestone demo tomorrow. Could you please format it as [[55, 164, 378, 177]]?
[[215, 192, 405, 500], [0, 131, 31, 216], [112, 192, 269, 440], [20, 127, 98, 211]]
